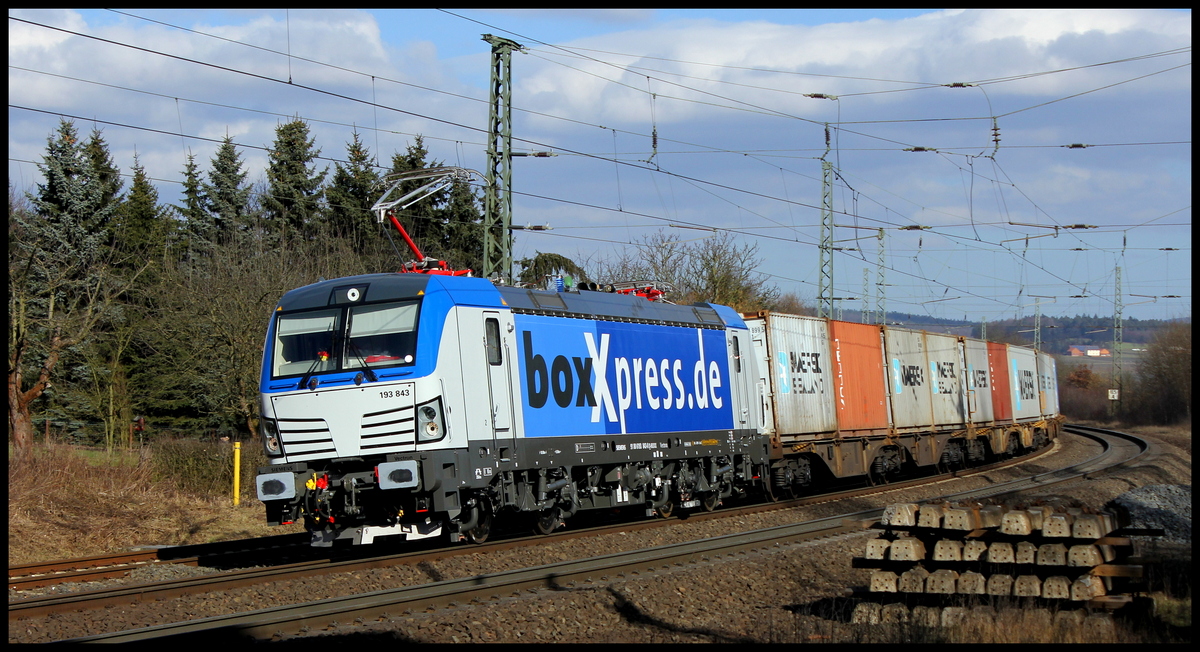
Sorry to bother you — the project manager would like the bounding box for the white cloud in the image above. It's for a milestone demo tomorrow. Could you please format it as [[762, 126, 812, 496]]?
[[514, 9, 1191, 127], [8, 9, 86, 51]]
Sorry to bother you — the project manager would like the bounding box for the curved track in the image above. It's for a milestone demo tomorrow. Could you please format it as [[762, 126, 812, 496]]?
[[8, 434, 1054, 613], [14, 425, 1145, 641]]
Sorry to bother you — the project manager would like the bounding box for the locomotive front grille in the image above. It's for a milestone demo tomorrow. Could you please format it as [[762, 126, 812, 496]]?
[[360, 405, 417, 449], [277, 418, 337, 461]]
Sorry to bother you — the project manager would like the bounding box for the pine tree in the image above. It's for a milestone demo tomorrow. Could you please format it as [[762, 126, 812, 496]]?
[[114, 153, 170, 263], [9, 120, 139, 460], [25, 121, 117, 261], [264, 118, 327, 237], [203, 135, 251, 245], [84, 127, 124, 230], [175, 152, 213, 252], [325, 131, 381, 252]]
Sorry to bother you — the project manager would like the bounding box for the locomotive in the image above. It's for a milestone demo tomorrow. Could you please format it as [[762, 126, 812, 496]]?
[[254, 271, 1062, 547]]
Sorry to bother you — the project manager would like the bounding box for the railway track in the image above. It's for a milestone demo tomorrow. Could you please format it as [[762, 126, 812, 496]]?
[[13, 425, 1145, 641], [7, 434, 1052, 612], [7, 533, 314, 591]]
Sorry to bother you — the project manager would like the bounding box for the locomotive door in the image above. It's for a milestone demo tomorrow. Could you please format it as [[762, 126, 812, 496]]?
[[747, 320, 775, 435], [483, 311, 514, 440], [729, 330, 749, 429]]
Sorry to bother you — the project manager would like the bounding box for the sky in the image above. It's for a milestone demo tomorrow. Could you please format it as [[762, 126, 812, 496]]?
[[8, 9, 1192, 326]]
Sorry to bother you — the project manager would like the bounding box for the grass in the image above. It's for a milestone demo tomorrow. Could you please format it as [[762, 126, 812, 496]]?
[[7, 439, 303, 566]]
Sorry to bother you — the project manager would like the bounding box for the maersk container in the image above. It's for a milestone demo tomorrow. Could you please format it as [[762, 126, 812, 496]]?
[[1037, 351, 1059, 418], [883, 326, 936, 431], [1006, 344, 1041, 421], [962, 338, 994, 423], [924, 332, 968, 427], [746, 313, 838, 436], [828, 320, 889, 434], [987, 341, 1013, 422]]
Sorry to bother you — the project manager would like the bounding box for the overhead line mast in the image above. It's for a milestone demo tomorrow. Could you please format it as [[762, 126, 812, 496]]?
[[482, 34, 523, 283], [1111, 265, 1123, 417], [818, 124, 834, 319]]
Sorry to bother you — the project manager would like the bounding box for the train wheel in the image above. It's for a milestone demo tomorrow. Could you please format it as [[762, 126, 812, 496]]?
[[657, 498, 675, 519], [770, 467, 796, 501], [701, 491, 720, 512], [867, 463, 889, 487], [464, 502, 493, 544], [533, 508, 562, 536]]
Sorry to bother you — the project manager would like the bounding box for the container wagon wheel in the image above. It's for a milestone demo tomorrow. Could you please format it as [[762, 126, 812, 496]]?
[[763, 481, 782, 503], [868, 456, 890, 486], [771, 466, 796, 500]]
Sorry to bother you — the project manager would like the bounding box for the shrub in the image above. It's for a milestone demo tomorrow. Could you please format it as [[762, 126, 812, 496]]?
[[151, 437, 266, 499]]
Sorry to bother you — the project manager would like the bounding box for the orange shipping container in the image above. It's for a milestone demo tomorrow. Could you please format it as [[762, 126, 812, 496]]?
[[987, 341, 1013, 422], [829, 320, 889, 433]]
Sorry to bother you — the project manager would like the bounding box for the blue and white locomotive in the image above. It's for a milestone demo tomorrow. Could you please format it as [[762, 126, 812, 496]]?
[[255, 273, 765, 546]]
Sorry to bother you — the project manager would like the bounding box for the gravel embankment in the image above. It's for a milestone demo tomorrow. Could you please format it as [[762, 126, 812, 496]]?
[[1110, 484, 1191, 544], [9, 427, 1190, 644]]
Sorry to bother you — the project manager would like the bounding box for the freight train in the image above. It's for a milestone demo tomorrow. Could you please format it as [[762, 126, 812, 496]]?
[[254, 273, 1062, 546]]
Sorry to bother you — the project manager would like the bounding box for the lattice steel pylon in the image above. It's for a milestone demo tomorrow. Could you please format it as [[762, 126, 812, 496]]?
[[482, 34, 523, 282], [875, 228, 886, 325], [817, 125, 834, 319], [1111, 265, 1123, 416], [862, 268, 871, 324], [1034, 302, 1042, 352]]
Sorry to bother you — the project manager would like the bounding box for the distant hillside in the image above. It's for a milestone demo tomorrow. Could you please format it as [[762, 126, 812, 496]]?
[[980, 315, 1186, 352]]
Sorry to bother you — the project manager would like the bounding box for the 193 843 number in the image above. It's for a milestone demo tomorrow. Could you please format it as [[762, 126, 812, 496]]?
[[379, 388, 411, 399]]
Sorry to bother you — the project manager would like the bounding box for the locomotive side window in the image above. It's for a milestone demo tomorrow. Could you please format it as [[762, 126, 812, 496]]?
[[485, 318, 502, 365], [346, 301, 420, 369], [273, 309, 341, 377]]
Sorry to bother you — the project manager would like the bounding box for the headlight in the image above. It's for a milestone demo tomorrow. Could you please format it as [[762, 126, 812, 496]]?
[[416, 398, 446, 442], [256, 471, 296, 501], [260, 418, 282, 456], [376, 459, 420, 490]]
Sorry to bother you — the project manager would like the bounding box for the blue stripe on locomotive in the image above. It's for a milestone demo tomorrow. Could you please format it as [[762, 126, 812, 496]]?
[[515, 314, 735, 437]]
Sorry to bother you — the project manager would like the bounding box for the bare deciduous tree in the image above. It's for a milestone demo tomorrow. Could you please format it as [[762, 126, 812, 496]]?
[[586, 229, 779, 312], [1127, 322, 1191, 424]]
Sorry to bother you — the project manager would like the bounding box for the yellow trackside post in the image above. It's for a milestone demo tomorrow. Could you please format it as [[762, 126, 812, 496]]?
[[233, 442, 241, 506]]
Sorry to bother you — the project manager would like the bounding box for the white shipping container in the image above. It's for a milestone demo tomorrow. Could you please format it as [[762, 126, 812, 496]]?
[[1007, 345, 1041, 421], [747, 313, 838, 435], [962, 338, 995, 423], [1037, 352, 1059, 418], [884, 327, 935, 430], [924, 332, 968, 427]]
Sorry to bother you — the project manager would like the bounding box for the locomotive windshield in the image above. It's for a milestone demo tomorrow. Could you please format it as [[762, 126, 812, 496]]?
[[271, 300, 420, 379]]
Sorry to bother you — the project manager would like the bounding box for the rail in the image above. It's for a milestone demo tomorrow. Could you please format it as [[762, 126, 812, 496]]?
[[52, 425, 1145, 642]]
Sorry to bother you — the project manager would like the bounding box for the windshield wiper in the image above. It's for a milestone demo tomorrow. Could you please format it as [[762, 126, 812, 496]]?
[[297, 332, 337, 390], [344, 339, 379, 382]]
